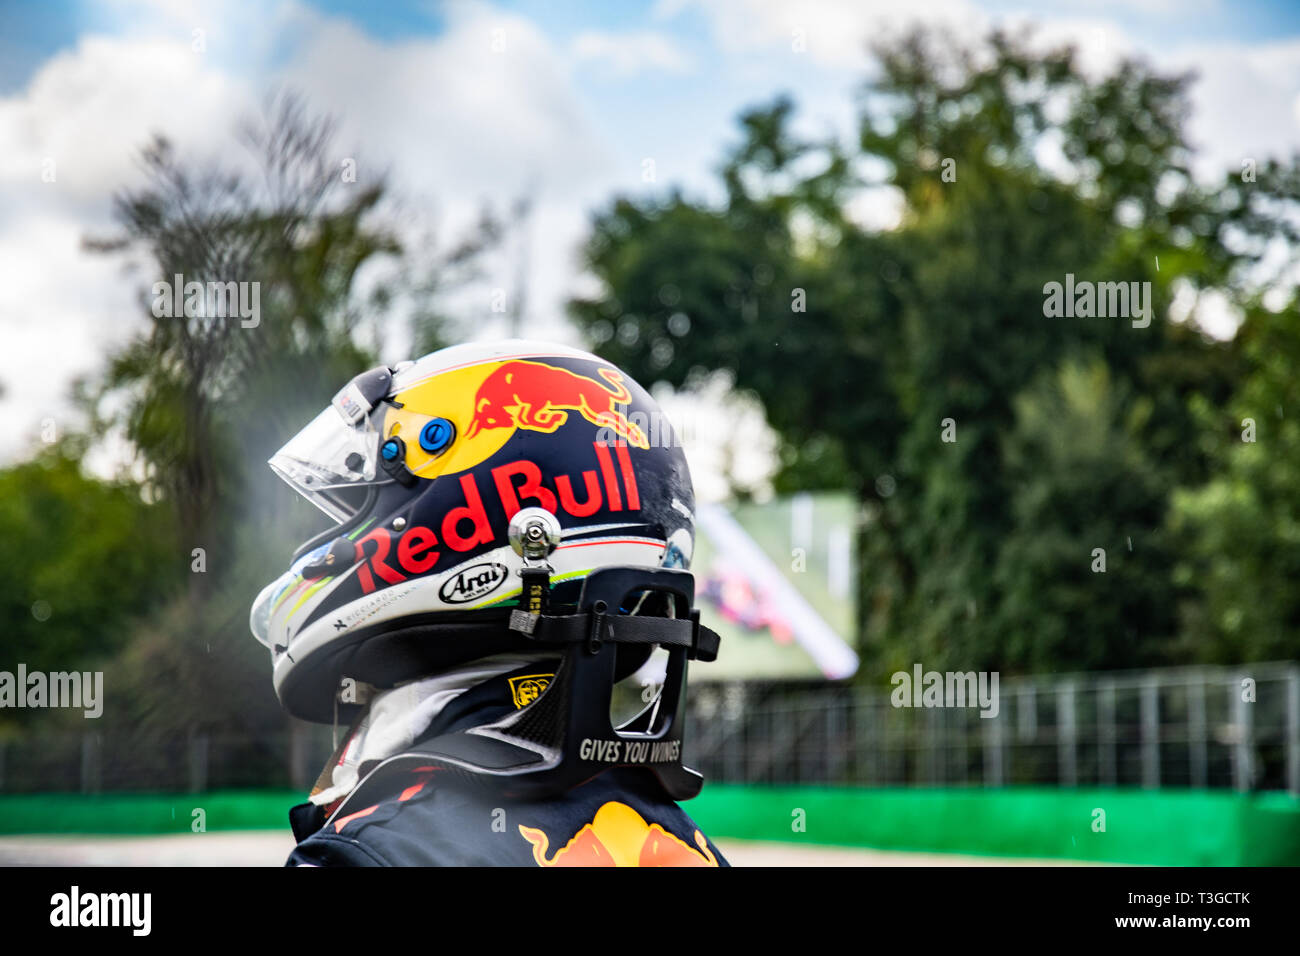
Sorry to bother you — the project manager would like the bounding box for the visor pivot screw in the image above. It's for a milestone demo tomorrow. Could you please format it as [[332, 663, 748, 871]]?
[[509, 507, 561, 564], [380, 439, 401, 462], [419, 418, 456, 454], [392, 516, 407, 531], [508, 508, 560, 639]]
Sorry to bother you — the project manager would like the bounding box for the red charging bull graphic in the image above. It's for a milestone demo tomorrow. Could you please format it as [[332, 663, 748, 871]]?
[[466, 360, 650, 450], [518, 801, 719, 867]]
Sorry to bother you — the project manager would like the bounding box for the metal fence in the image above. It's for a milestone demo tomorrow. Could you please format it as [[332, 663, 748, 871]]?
[[1, 662, 1296, 794], [685, 662, 1300, 793], [0, 726, 324, 794]]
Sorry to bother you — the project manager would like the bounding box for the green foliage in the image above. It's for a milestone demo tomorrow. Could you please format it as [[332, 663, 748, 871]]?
[[992, 358, 1176, 672], [568, 26, 1283, 676], [1171, 303, 1300, 663], [0, 439, 181, 728]]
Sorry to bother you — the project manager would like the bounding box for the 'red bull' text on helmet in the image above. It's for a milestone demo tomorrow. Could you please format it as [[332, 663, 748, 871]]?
[[250, 340, 720, 800]]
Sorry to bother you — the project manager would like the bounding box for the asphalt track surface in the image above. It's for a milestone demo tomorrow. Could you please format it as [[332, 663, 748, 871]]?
[[0, 832, 1095, 866]]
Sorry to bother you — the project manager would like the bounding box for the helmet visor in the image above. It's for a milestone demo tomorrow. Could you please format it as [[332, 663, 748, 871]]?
[[268, 381, 387, 523]]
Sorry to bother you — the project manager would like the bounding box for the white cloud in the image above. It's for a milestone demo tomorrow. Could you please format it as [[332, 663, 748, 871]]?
[[571, 29, 693, 76], [0, 214, 144, 459], [1010, 15, 1138, 78], [656, 0, 987, 68], [272, 3, 615, 364], [278, 4, 609, 204], [0, 35, 253, 205], [1164, 38, 1300, 182], [6, 0, 1300, 480], [0, 0, 615, 466], [0, 28, 255, 463]]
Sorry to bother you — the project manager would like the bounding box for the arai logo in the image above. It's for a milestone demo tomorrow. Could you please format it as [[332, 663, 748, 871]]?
[[439, 562, 509, 605]]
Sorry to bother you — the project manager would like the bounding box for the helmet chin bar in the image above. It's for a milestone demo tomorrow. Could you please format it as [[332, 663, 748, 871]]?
[[316, 566, 722, 805]]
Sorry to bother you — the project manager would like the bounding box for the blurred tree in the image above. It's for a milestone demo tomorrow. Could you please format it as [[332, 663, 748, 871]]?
[[85, 92, 397, 587], [990, 357, 1177, 673], [0, 438, 178, 707], [1171, 301, 1300, 663], [74, 92, 495, 751], [569, 27, 1283, 676], [69, 93, 400, 749], [402, 206, 504, 357]]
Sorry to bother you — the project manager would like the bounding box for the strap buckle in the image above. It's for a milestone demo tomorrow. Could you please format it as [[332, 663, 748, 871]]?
[[587, 602, 607, 655]]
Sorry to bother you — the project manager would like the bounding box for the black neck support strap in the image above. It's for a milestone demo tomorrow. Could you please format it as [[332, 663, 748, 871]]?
[[333, 566, 721, 805], [509, 605, 720, 660]]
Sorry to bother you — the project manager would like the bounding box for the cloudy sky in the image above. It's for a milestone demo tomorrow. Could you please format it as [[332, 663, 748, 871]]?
[[3, 0, 1300, 492]]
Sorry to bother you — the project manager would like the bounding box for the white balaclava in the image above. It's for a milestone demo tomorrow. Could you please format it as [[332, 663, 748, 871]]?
[[310, 654, 556, 806]]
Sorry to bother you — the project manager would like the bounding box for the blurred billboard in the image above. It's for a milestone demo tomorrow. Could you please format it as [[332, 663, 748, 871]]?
[[690, 493, 859, 681]]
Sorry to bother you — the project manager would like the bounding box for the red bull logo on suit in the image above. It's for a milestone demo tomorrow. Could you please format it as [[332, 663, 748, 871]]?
[[518, 801, 719, 867]]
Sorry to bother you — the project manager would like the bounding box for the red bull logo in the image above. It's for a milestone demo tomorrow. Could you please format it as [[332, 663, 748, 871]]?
[[518, 801, 719, 867], [351, 441, 642, 594], [466, 360, 649, 450]]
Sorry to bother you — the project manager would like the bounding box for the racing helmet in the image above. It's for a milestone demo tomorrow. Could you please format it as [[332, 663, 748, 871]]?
[[250, 340, 719, 799]]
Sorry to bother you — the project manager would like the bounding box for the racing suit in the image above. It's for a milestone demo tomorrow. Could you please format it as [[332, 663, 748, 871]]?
[[286, 662, 728, 867]]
